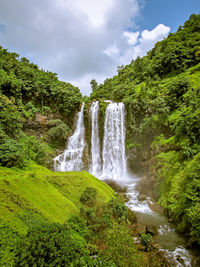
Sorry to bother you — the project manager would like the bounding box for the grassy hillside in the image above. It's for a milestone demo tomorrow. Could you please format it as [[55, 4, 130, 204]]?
[[1, 166, 167, 266], [0, 164, 114, 234]]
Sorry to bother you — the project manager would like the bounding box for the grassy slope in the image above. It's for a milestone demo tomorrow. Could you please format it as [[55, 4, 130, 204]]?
[[0, 164, 114, 234]]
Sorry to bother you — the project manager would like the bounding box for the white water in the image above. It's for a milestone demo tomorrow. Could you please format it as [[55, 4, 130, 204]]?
[[89, 101, 101, 177], [121, 177, 196, 267], [53, 100, 196, 266], [53, 103, 85, 171], [101, 102, 127, 180]]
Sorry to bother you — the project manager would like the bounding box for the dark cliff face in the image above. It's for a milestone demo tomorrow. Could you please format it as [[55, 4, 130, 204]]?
[[83, 105, 91, 170], [81, 100, 109, 171]]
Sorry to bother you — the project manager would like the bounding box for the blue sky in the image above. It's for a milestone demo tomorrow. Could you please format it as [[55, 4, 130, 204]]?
[[138, 0, 199, 32], [0, 0, 199, 95]]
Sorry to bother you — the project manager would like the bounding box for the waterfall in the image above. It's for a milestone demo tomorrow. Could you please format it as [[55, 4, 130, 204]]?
[[101, 102, 127, 180], [54, 103, 85, 171], [54, 101, 127, 180], [89, 101, 101, 176]]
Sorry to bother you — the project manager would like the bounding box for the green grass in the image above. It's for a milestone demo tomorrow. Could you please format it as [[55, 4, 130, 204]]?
[[0, 164, 114, 233]]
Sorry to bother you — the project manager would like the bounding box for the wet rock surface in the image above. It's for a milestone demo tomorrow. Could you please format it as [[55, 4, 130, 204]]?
[[138, 194, 147, 201], [146, 224, 158, 236]]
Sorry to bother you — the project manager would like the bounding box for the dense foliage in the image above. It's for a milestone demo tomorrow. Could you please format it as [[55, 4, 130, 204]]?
[[90, 14, 200, 100], [90, 14, 200, 245], [0, 12, 200, 266], [0, 167, 164, 267], [0, 46, 82, 167]]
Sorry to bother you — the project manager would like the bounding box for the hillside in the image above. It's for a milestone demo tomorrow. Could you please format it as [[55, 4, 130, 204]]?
[[0, 12, 200, 267], [0, 46, 82, 169], [0, 164, 114, 232], [1, 165, 168, 266], [89, 13, 200, 246]]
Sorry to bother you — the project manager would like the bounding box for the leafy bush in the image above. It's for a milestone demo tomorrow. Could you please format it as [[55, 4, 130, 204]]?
[[0, 225, 20, 266], [0, 132, 46, 167], [141, 233, 152, 251], [19, 135, 46, 165], [0, 132, 25, 167], [103, 223, 145, 267], [0, 94, 24, 138], [47, 119, 69, 144], [15, 222, 91, 266], [67, 215, 88, 237], [108, 197, 127, 219], [80, 187, 97, 205], [23, 101, 38, 117]]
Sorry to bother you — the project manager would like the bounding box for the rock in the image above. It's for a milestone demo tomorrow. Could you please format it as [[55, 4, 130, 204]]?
[[146, 224, 158, 236], [168, 218, 173, 223], [138, 194, 147, 201], [186, 236, 197, 248], [137, 225, 146, 235], [176, 255, 184, 265], [148, 202, 164, 214]]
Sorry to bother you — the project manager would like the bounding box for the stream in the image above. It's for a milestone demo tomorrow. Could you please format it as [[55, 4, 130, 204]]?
[[116, 174, 199, 267], [54, 101, 199, 266]]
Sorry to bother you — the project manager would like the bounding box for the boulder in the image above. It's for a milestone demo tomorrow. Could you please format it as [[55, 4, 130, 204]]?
[[137, 225, 146, 235], [146, 224, 158, 236], [168, 218, 173, 223], [138, 194, 147, 201]]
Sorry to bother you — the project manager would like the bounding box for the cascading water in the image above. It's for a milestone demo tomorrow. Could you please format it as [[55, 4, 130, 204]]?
[[53, 103, 85, 171], [89, 101, 101, 177], [53, 100, 196, 265], [101, 102, 127, 180]]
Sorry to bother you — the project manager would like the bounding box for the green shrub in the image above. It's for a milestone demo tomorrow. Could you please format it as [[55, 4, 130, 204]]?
[[0, 133, 25, 167], [67, 215, 88, 237], [80, 187, 97, 205], [127, 208, 137, 224], [0, 133, 46, 167], [47, 119, 63, 127], [0, 225, 21, 266], [23, 101, 38, 117], [108, 197, 127, 220], [0, 94, 24, 138], [15, 222, 91, 266], [19, 135, 46, 165], [141, 233, 152, 251], [103, 223, 145, 267], [47, 120, 69, 144]]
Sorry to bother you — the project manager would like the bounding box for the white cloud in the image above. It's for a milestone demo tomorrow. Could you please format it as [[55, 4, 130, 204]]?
[[68, 0, 113, 27], [104, 45, 119, 58], [141, 24, 171, 41], [131, 24, 171, 59], [69, 73, 108, 96], [0, 0, 170, 95], [124, 31, 140, 45]]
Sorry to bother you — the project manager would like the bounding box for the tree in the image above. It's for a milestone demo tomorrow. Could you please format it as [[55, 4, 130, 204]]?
[[90, 79, 98, 92]]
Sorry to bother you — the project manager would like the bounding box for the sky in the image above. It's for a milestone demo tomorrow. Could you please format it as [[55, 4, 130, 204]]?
[[0, 1, 199, 95]]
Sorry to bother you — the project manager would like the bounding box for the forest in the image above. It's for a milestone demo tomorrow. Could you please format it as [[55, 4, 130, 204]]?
[[0, 13, 200, 266], [90, 13, 200, 247]]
